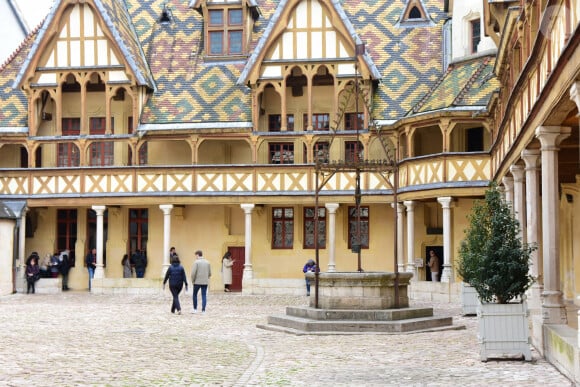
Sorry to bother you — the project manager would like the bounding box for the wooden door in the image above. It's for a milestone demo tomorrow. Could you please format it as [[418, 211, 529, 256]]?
[[228, 246, 245, 292]]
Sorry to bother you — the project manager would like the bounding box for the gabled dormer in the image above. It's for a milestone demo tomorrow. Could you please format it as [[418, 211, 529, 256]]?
[[396, 0, 435, 28], [13, 0, 154, 139], [190, 0, 260, 58]]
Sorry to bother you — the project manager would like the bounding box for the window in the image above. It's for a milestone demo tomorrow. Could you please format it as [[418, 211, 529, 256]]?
[[57, 209, 77, 267], [348, 206, 369, 250], [345, 141, 363, 163], [89, 117, 114, 166], [409, 6, 422, 19], [304, 113, 330, 130], [268, 114, 294, 132], [313, 142, 329, 163], [345, 112, 364, 131], [304, 207, 326, 249], [58, 118, 81, 167], [270, 143, 294, 164], [470, 19, 481, 54], [272, 207, 293, 249], [87, 209, 108, 267], [207, 8, 243, 56], [129, 208, 148, 257]]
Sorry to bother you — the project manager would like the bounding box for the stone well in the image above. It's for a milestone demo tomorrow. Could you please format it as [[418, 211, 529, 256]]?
[[307, 271, 413, 310]]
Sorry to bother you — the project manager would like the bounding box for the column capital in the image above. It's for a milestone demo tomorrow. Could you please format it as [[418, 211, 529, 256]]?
[[509, 164, 525, 182], [570, 82, 580, 110], [403, 200, 415, 211], [159, 204, 174, 214], [91, 205, 106, 215], [535, 126, 572, 150], [391, 202, 405, 212], [502, 175, 514, 190], [521, 149, 540, 169], [240, 203, 255, 213], [324, 203, 339, 213], [437, 196, 454, 208]]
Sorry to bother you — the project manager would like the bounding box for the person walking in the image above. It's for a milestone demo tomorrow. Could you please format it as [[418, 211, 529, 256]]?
[[85, 248, 97, 291], [121, 254, 132, 278], [427, 250, 440, 282], [302, 259, 316, 296], [190, 250, 211, 313], [25, 256, 40, 294], [221, 251, 235, 292], [58, 250, 71, 291], [163, 255, 188, 315]]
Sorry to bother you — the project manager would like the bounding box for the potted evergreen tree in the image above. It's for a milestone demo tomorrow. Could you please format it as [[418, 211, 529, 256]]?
[[457, 183, 536, 361]]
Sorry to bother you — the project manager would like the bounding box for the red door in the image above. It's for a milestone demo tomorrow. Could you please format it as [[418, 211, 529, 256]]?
[[228, 247, 245, 292]]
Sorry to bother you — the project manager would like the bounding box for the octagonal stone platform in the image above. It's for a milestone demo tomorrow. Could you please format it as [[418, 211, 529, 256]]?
[[258, 272, 461, 334]]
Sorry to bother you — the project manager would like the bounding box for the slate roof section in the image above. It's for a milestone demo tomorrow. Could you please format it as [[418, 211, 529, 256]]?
[[408, 54, 499, 115]]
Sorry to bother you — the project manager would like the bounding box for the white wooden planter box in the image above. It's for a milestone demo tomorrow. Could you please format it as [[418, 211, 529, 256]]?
[[461, 282, 479, 315], [477, 300, 532, 361]]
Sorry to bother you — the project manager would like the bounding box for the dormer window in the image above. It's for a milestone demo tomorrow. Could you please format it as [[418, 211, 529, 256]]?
[[397, 0, 433, 28], [208, 7, 244, 56]]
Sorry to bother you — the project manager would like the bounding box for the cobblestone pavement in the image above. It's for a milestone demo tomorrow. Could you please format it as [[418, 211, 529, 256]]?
[[0, 291, 573, 386]]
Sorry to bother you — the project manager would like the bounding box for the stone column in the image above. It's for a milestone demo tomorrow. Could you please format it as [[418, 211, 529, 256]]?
[[535, 125, 571, 324], [325, 203, 339, 272], [510, 164, 526, 243], [240, 204, 255, 280], [403, 200, 416, 279], [18, 208, 27, 272], [437, 197, 454, 282], [92, 205, 106, 279], [521, 149, 542, 310], [392, 203, 405, 273], [502, 175, 514, 210], [159, 204, 173, 277]]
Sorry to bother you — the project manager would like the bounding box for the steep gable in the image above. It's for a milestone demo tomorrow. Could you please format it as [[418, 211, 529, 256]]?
[[14, 0, 154, 90]]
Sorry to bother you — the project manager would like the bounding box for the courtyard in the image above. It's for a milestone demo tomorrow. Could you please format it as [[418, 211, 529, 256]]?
[[0, 291, 572, 386]]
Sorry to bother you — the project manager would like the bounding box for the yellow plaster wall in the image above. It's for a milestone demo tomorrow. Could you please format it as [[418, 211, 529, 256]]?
[[147, 140, 191, 165], [0, 144, 21, 168]]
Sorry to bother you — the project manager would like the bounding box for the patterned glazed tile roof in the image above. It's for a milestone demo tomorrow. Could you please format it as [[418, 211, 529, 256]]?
[[0, 29, 36, 129], [408, 55, 498, 115], [0, 0, 496, 129]]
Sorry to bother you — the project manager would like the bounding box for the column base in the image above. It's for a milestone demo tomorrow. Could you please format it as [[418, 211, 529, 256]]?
[[405, 264, 417, 280], [327, 264, 336, 272], [542, 290, 568, 324], [94, 266, 105, 279], [243, 265, 253, 280], [440, 264, 453, 283]]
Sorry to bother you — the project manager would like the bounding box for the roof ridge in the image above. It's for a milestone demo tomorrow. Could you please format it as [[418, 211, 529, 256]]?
[[451, 56, 491, 106], [0, 18, 43, 73]]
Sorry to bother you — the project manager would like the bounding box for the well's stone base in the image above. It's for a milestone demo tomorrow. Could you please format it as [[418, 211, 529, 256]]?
[[307, 271, 413, 310]]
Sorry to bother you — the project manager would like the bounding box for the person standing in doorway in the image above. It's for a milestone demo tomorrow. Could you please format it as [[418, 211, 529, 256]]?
[[86, 248, 97, 291], [428, 250, 440, 282], [191, 250, 211, 313], [221, 251, 235, 292], [163, 255, 188, 315], [169, 247, 178, 260]]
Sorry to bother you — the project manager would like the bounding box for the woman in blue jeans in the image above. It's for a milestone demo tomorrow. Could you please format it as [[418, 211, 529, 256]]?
[[163, 256, 188, 314]]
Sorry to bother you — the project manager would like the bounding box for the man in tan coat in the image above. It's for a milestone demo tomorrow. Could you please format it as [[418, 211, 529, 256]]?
[[191, 250, 211, 313], [427, 250, 440, 282]]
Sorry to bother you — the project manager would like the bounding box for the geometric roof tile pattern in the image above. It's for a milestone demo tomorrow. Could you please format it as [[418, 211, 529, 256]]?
[[0, 0, 496, 129], [408, 55, 498, 115]]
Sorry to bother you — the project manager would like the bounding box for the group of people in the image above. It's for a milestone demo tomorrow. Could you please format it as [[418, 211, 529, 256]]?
[[119, 249, 148, 279], [162, 249, 236, 314], [25, 250, 71, 293]]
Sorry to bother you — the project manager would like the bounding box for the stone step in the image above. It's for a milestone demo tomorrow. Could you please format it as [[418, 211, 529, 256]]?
[[265, 314, 455, 333], [286, 306, 433, 321]]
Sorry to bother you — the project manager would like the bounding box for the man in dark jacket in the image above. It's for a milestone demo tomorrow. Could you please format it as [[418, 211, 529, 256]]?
[[85, 248, 96, 291], [58, 250, 71, 290], [163, 256, 188, 314], [132, 249, 147, 278]]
